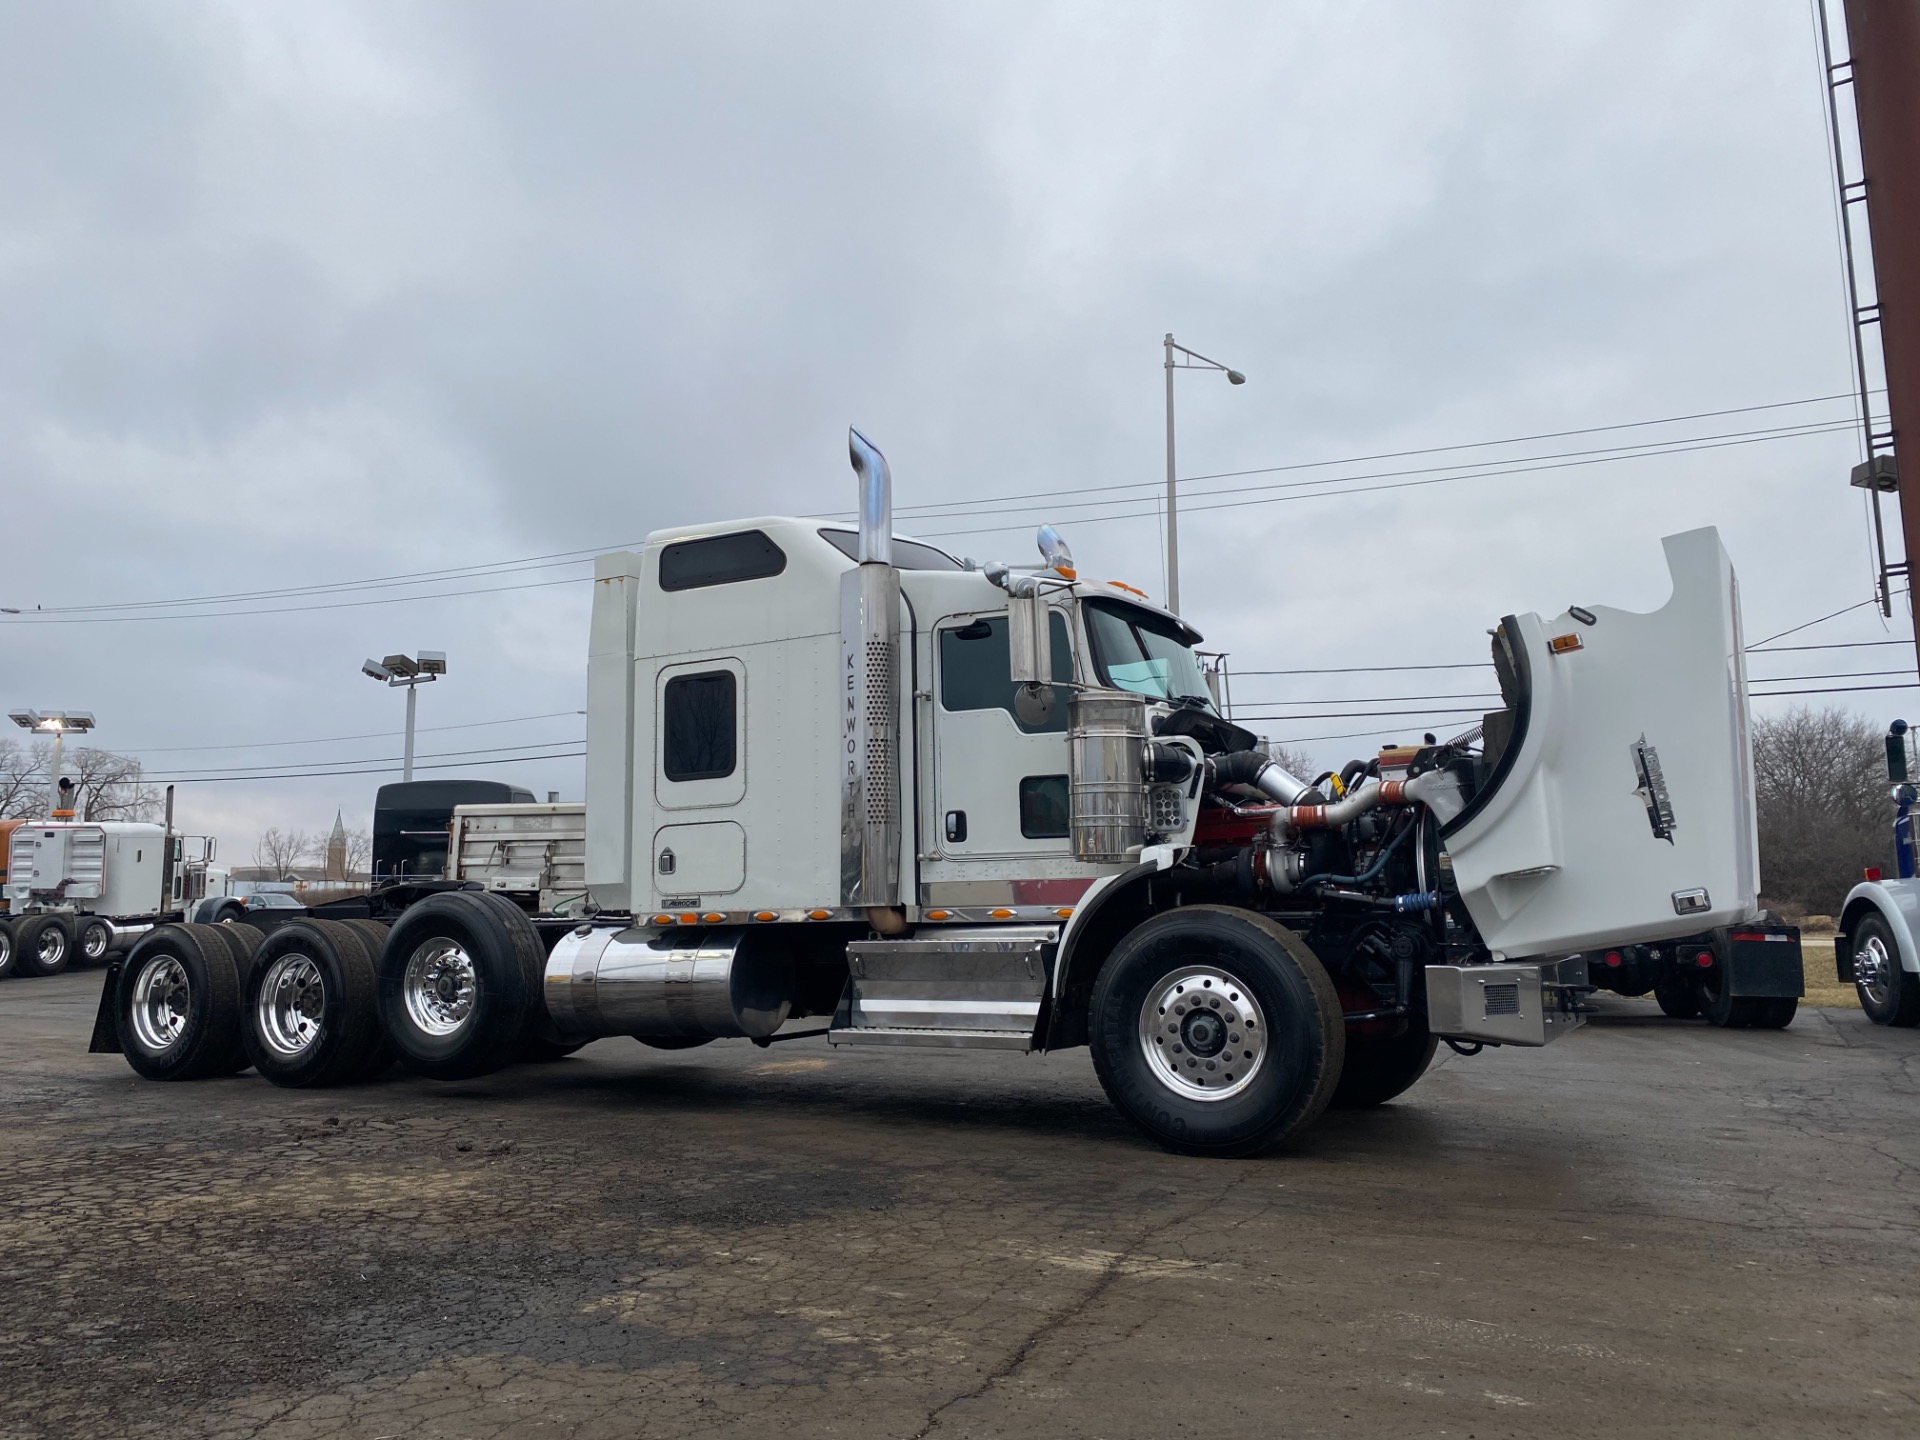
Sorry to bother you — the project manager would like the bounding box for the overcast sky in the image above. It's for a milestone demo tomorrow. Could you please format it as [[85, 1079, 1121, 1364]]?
[[0, 0, 1899, 864]]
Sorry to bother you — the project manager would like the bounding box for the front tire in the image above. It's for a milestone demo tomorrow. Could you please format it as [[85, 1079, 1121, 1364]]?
[[1850, 913, 1920, 1026], [1331, 1024, 1438, 1109], [376, 892, 543, 1080], [16, 914, 76, 977], [1695, 967, 1758, 1028], [1089, 905, 1344, 1157]]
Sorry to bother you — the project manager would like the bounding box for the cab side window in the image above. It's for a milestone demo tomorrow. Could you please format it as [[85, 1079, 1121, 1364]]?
[[939, 613, 1073, 733], [662, 671, 737, 780]]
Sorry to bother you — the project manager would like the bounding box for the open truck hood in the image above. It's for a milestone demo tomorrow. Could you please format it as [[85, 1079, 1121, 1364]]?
[[1441, 527, 1759, 959]]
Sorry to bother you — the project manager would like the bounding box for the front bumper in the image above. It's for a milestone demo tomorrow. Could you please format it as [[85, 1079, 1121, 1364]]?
[[1425, 956, 1590, 1047]]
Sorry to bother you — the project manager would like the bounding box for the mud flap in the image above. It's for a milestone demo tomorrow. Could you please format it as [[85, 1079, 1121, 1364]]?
[[1724, 925, 1804, 998], [89, 958, 124, 1054]]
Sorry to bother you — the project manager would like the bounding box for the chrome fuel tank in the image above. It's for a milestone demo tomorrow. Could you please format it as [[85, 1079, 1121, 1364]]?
[[545, 926, 793, 1041]]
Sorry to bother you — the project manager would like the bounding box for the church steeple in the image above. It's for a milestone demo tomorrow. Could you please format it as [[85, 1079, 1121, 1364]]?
[[325, 809, 347, 882]]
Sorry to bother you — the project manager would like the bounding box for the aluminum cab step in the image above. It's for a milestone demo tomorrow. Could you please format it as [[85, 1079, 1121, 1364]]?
[[829, 925, 1056, 1051]]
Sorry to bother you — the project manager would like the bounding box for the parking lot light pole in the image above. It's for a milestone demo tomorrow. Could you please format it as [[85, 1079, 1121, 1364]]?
[[6, 710, 97, 818], [360, 653, 447, 782], [1164, 334, 1246, 614]]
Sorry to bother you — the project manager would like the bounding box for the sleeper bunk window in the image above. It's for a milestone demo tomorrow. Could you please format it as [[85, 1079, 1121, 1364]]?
[[659, 530, 787, 591], [662, 671, 738, 781]]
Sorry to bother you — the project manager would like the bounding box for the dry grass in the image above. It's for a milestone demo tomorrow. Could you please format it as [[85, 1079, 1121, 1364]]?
[[1795, 922, 1860, 1010]]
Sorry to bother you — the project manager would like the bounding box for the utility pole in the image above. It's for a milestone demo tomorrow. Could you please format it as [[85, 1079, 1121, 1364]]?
[[1839, 1, 1920, 664], [1162, 334, 1246, 613]]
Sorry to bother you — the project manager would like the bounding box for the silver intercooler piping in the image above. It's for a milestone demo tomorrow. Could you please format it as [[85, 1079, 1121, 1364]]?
[[841, 428, 903, 916]]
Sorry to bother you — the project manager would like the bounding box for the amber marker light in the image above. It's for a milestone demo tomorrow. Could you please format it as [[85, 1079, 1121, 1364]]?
[[754, 911, 777, 922], [702, 912, 725, 924], [808, 909, 832, 920], [990, 908, 1014, 919], [926, 909, 951, 921]]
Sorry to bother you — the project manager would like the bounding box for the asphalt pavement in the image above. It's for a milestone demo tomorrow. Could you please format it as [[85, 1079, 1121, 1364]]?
[[1, 969, 1915, 1439]]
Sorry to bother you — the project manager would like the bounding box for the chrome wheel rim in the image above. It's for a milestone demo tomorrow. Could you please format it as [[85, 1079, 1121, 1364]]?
[[83, 924, 110, 960], [1856, 934, 1894, 1009], [36, 926, 66, 965], [258, 954, 326, 1057], [404, 938, 477, 1037], [130, 956, 191, 1052], [1138, 965, 1267, 1102]]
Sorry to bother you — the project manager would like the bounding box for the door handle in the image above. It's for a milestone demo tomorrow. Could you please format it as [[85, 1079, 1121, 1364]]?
[[945, 811, 968, 843]]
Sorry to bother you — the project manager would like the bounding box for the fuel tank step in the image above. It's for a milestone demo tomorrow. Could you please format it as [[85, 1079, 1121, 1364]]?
[[830, 925, 1057, 1051]]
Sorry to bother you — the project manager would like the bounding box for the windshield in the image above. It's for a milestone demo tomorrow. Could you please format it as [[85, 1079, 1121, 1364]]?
[[1084, 599, 1214, 709]]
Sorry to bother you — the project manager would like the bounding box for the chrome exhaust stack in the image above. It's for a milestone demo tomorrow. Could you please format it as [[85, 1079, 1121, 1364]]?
[[841, 429, 903, 916]]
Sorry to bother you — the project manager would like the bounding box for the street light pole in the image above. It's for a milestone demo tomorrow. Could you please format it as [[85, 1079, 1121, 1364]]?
[[361, 652, 447, 782], [1162, 334, 1246, 614], [404, 683, 418, 782]]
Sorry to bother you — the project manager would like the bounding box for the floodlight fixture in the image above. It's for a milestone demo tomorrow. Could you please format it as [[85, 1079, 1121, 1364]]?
[[416, 650, 447, 676], [382, 653, 421, 678], [9, 709, 96, 819], [9, 710, 95, 735], [361, 659, 393, 682]]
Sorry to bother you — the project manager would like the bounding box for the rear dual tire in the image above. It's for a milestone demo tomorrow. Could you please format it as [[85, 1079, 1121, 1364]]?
[[376, 892, 546, 1081], [0, 919, 15, 980], [117, 924, 248, 1080], [243, 920, 391, 1088], [15, 914, 76, 977], [1695, 971, 1797, 1030], [1090, 905, 1344, 1157]]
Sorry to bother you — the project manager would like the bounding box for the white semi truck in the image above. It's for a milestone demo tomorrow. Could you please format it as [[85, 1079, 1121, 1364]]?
[[1, 807, 226, 979], [92, 432, 1800, 1154]]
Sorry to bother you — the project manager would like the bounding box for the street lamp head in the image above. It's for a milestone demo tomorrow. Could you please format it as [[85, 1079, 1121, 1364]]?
[[415, 650, 447, 676], [1226, 370, 1246, 385], [361, 659, 394, 682], [9, 709, 94, 734], [381, 653, 421, 678]]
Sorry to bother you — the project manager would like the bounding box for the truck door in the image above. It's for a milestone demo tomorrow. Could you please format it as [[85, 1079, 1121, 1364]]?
[[649, 657, 749, 906], [926, 608, 1075, 871]]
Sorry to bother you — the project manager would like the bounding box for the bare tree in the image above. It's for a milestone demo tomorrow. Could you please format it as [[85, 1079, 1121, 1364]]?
[[344, 828, 373, 879], [1753, 705, 1890, 915], [68, 746, 162, 822], [0, 738, 43, 820], [254, 828, 313, 878], [0, 741, 160, 822]]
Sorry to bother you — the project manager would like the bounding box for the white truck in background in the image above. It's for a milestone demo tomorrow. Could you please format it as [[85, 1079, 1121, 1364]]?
[[92, 431, 1799, 1155], [1, 808, 226, 979]]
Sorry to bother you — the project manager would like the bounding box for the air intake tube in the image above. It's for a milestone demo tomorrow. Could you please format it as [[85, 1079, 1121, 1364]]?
[[1207, 750, 1314, 805]]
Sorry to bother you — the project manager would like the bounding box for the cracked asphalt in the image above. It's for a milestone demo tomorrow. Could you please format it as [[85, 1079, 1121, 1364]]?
[[1, 972, 1916, 1440]]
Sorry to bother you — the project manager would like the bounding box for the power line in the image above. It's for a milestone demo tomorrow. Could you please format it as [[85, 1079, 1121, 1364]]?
[[6, 542, 633, 617], [1229, 692, 1502, 706], [901, 418, 1853, 531], [1747, 596, 1888, 648], [1235, 663, 1491, 676], [0, 574, 586, 626], [140, 737, 587, 780], [117, 711, 586, 755], [1747, 638, 1908, 652], [913, 424, 1856, 540], [809, 391, 1862, 523], [141, 750, 587, 786], [1178, 393, 1865, 485]]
